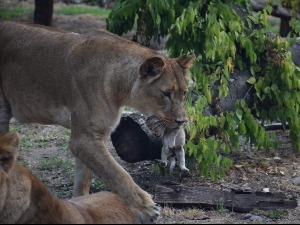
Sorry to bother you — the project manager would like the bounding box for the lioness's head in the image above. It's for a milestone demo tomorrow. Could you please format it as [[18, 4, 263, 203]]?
[[131, 54, 195, 129], [0, 132, 19, 183]]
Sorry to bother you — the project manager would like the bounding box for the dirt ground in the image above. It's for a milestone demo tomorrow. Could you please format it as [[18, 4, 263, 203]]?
[[1, 1, 300, 224]]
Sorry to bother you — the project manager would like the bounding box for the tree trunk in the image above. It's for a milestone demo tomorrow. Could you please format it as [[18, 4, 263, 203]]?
[[34, 0, 54, 26], [280, 18, 292, 37]]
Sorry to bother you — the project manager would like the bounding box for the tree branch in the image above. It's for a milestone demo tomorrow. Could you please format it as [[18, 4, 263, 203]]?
[[251, 0, 299, 19]]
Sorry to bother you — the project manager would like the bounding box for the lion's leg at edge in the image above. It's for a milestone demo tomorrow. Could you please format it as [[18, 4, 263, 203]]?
[[73, 157, 94, 197]]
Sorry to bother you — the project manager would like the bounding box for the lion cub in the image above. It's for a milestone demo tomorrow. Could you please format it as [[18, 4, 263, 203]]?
[[0, 132, 136, 224], [146, 116, 189, 173]]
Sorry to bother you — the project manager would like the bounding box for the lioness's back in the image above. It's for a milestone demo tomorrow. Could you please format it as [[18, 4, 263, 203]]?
[[0, 21, 77, 98], [0, 21, 159, 126], [0, 21, 157, 87], [0, 22, 80, 125]]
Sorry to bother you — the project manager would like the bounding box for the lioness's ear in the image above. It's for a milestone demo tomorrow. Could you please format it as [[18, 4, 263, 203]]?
[[139, 57, 165, 83], [0, 132, 19, 173], [176, 54, 196, 69]]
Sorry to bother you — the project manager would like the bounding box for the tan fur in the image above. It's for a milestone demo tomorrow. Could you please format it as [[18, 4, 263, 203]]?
[[0, 21, 195, 223], [0, 132, 136, 224]]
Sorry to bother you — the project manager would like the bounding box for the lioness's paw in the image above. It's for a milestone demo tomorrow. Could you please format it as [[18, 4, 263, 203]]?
[[129, 189, 161, 224]]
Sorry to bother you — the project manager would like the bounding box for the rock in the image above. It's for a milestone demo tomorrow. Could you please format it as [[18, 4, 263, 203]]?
[[291, 176, 300, 185], [244, 214, 266, 222], [243, 214, 252, 219], [249, 215, 266, 222]]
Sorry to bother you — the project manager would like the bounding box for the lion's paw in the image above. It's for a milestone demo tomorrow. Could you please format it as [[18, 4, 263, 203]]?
[[129, 189, 161, 224]]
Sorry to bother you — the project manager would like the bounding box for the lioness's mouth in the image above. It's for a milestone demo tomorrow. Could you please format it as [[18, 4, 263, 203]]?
[[161, 117, 182, 129], [151, 114, 185, 129]]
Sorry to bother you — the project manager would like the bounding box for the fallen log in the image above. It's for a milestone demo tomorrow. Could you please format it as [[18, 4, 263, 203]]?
[[154, 184, 298, 213], [111, 113, 162, 163]]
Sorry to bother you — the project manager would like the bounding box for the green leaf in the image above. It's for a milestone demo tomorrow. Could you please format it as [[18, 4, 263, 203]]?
[[247, 76, 256, 84], [250, 65, 256, 76], [236, 109, 243, 121], [263, 86, 271, 94], [238, 121, 247, 135]]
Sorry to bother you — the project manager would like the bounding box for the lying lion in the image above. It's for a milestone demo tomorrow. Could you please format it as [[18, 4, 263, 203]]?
[[0, 132, 136, 224], [0, 21, 195, 223]]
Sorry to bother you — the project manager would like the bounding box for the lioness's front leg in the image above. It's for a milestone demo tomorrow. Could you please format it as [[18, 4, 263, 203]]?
[[70, 134, 159, 223], [70, 118, 159, 224]]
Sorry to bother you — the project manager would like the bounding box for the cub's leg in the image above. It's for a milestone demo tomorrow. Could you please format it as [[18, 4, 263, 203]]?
[[0, 89, 12, 135], [175, 146, 189, 172], [73, 158, 94, 197], [169, 156, 176, 172], [160, 146, 169, 168], [162, 128, 179, 169], [175, 129, 189, 172]]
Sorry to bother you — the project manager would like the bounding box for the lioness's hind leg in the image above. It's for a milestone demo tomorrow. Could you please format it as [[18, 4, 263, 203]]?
[[0, 90, 12, 135], [73, 157, 94, 197]]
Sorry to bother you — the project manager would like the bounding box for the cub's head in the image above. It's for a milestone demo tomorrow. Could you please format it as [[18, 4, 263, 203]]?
[[0, 132, 19, 183], [131, 54, 195, 129]]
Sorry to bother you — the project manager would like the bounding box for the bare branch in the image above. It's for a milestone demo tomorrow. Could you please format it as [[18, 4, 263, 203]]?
[[251, 0, 299, 19]]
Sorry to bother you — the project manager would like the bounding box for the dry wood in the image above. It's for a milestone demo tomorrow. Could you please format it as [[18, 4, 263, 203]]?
[[154, 184, 298, 213]]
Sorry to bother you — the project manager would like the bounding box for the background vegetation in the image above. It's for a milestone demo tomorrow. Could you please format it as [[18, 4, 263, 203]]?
[[107, 0, 300, 179]]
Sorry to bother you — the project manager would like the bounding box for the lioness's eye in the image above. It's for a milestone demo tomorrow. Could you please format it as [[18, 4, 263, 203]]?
[[162, 91, 171, 99]]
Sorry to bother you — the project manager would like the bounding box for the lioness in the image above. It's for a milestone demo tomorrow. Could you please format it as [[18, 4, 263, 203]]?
[[0, 132, 136, 224], [0, 21, 195, 223]]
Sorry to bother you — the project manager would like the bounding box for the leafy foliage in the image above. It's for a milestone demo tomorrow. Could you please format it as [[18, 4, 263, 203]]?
[[107, 0, 300, 179]]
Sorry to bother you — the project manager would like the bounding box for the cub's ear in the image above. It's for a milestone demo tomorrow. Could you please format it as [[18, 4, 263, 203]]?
[[0, 132, 19, 173], [139, 57, 165, 83], [176, 54, 196, 69]]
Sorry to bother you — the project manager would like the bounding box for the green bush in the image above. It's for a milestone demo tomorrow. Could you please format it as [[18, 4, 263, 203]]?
[[106, 0, 300, 180]]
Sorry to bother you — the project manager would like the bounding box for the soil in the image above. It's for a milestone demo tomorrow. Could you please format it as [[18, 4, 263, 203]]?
[[1, 1, 300, 224]]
